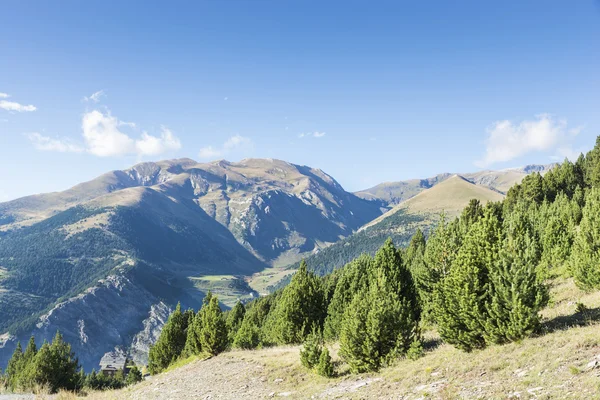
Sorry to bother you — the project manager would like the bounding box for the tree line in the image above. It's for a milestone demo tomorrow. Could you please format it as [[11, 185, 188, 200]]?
[[1, 332, 142, 394], [149, 135, 600, 376]]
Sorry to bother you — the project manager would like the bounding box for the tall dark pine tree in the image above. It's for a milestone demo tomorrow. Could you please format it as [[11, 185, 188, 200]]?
[[339, 240, 420, 372], [324, 255, 371, 340], [5, 342, 23, 390], [433, 208, 502, 351], [148, 303, 188, 374], [199, 294, 228, 355], [266, 261, 325, 344], [484, 204, 548, 343], [419, 215, 462, 321], [571, 187, 600, 290], [226, 301, 246, 342]]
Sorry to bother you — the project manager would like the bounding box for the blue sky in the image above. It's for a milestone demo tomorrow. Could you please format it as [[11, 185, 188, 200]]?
[[1, 1, 599, 201]]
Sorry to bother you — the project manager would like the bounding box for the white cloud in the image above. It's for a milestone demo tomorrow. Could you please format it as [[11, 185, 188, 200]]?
[[80, 110, 181, 157], [0, 93, 9, 99], [0, 100, 36, 112], [82, 110, 135, 156], [135, 126, 182, 156], [83, 90, 105, 103], [199, 134, 253, 160], [475, 114, 580, 168], [26, 132, 84, 153], [298, 131, 326, 139]]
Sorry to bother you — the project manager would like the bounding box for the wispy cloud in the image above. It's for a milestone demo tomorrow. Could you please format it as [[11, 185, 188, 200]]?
[[26, 132, 85, 153], [298, 131, 326, 139], [83, 90, 105, 103], [475, 114, 582, 168], [198, 134, 253, 160], [0, 93, 36, 113]]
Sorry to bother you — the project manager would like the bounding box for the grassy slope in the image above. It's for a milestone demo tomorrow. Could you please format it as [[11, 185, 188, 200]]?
[[87, 278, 600, 400], [362, 175, 505, 231]]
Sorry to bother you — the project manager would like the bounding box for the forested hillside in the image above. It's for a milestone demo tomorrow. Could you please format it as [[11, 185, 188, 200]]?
[[140, 135, 600, 389], [274, 175, 504, 289]]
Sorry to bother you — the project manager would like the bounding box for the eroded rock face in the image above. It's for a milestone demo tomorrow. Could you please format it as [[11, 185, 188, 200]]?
[[0, 274, 166, 372], [129, 302, 172, 366]]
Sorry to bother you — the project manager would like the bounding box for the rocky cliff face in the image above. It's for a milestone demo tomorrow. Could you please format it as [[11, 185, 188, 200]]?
[[0, 273, 174, 372]]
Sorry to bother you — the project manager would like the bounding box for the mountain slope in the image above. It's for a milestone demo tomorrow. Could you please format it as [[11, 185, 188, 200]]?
[[355, 164, 555, 207], [278, 175, 504, 283], [361, 175, 504, 231], [1, 158, 381, 266], [0, 158, 381, 371]]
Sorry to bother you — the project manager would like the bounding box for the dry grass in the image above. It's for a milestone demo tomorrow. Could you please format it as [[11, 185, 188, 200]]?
[[82, 279, 600, 399]]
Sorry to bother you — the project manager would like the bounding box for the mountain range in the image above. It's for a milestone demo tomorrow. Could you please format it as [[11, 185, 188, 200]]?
[[0, 158, 553, 371]]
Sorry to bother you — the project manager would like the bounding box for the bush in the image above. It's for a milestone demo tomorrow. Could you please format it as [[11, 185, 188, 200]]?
[[300, 329, 323, 369], [316, 348, 334, 378]]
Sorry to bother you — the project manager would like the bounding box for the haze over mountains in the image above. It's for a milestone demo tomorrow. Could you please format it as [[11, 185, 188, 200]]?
[[0, 158, 553, 371]]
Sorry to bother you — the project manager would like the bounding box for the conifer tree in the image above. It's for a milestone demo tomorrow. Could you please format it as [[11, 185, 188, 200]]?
[[126, 366, 143, 385], [25, 332, 80, 393], [300, 328, 323, 369], [433, 208, 502, 351], [323, 255, 371, 340], [148, 302, 188, 374], [16, 336, 38, 389], [339, 241, 420, 372], [338, 289, 370, 372], [5, 342, 23, 390], [183, 310, 203, 357], [316, 347, 334, 378], [405, 228, 426, 266], [584, 136, 600, 187], [233, 318, 261, 349], [419, 215, 462, 320], [226, 301, 246, 342], [199, 294, 228, 355], [571, 187, 600, 290], [484, 204, 548, 343], [265, 261, 325, 344]]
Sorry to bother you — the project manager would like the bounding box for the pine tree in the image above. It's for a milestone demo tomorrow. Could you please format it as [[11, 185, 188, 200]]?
[[323, 255, 371, 340], [85, 369, 99, 389], [25, 332, 80, 393], [265, 261, 325, 344], [418, 215, 462, 321], [126, 366, 143, 385], [199, 294, 228, 355], [233, 318, 261, 349], [571, 187, 600, 290], [182, 310, 203, 357], [16, 336, 38, 389], [339, 241, 421, 372], [226, 301, 246, 342], [433, 208, 502, 351], [375, 239, 421, 350], [5, 341, 23, 390], [148, 302, 188, 374], [584, 136, 600, 187], [338, 289, 371, 372], [300, 328, 323, 369], [405, 229, 426, 267], [484, 204, 548, 343], [316, 348, 334, 378]]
